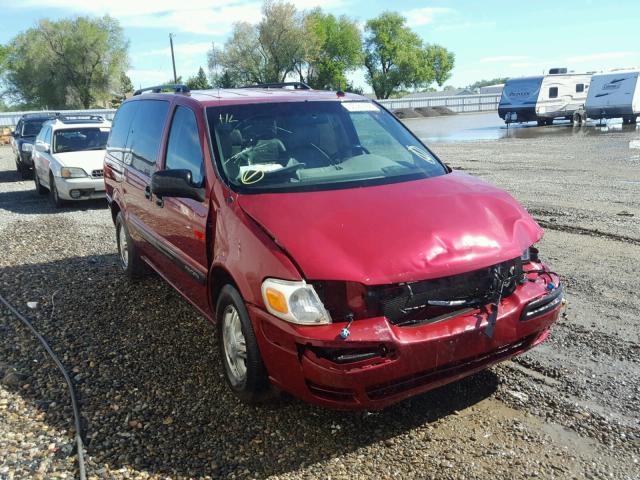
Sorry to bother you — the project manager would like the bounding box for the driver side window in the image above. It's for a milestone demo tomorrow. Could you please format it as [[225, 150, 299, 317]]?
[[165, 106, 204, 186]]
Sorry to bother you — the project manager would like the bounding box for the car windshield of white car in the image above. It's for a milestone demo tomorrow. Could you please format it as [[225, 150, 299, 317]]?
[[53, 128, 110, 154]]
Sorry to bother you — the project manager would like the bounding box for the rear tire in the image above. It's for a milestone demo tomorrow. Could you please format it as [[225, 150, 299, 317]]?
[[572, 111, 584, 126], [217, 284, 269, 404], [49, 174, 66, 208], [115, 212, 146, 280], [34, 172, 47, 195]]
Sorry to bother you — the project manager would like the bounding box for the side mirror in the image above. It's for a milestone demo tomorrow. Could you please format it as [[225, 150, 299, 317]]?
[[151, 169, 205, 202], [12, 131, 20, 138], [35, 141, 50, 153]]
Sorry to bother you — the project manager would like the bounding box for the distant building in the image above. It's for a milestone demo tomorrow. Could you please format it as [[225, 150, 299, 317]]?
[[479, 84, 504, 95], [400, 88, 475, 99]]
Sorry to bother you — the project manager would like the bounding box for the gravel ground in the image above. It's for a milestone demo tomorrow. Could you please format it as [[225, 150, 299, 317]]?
[[1, 121, 639, 479]]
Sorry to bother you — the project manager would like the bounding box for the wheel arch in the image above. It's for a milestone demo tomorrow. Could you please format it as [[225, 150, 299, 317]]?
[[208, 265, 241, 318]]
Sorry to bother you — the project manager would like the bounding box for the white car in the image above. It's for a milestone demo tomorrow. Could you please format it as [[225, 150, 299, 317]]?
[[32, 115, 111, 207]]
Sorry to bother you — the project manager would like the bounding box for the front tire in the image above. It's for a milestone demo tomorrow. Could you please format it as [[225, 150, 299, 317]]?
[[217, 285, 269, 403], [16, 157, 31, 179], [34, 171, 47, 195], [49, 174, 66, 208], [115, 212, 145, 280]]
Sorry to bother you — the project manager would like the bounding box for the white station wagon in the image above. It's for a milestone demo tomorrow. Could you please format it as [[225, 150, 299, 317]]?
[[32, 115, 111, 207]]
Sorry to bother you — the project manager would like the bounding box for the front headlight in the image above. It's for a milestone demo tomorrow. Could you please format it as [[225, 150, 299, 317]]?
[[21, 143, 33, 152], [60, 167, 88, 178], [261, 278, 332, 325]]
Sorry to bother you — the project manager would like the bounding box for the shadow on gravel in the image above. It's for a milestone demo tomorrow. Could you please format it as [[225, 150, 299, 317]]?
[[0, 254, 499, 479], [0, 188, 107, 214], [0, 168, 25, 183]]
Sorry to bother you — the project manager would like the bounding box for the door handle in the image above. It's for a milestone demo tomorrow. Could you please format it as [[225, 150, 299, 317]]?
[[144, 185, 151, 199]]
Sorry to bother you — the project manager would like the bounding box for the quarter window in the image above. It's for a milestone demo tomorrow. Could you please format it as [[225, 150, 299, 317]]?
[[107, 101, 137, 162], [165, 106, 204, 186], [576, 84, 584, 93], [127, 100, 170, 176], [549, 87, 558, 98]]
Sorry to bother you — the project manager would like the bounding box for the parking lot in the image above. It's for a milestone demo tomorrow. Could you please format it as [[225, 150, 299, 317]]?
[[1, 118, 639, 479]]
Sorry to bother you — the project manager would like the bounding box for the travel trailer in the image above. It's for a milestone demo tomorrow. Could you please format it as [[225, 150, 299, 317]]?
[[585, 69, 639, 124], [499, 70, 592, 126]]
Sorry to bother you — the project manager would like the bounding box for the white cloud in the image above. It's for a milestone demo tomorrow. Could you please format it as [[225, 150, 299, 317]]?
[[435, 20, 495, 32], [144, 42, 212, 57], [567, 52, 636, 63], [17, 0, 344, 35], [404, 7, 454, 27], [480, 55, 529, 64]]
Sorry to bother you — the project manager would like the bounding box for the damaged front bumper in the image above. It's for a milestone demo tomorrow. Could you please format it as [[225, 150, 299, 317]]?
[[251, 267, 562, 410]]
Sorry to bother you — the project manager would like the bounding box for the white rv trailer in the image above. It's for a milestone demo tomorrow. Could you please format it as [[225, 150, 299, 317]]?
[[585, 69, 639, 124], [499, 70, 592, 125]]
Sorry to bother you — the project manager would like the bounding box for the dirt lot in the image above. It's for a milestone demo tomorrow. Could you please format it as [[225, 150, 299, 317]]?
[[0, 122, 639, 479]]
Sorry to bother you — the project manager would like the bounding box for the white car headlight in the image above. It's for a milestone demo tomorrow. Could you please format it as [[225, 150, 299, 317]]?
[[261, 278, 331, 325], [21, 143, 33, 152], [60, 167, 88, 178]]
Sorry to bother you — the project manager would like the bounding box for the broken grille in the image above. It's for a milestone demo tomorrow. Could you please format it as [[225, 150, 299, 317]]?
[[368, 258, 523, 327]]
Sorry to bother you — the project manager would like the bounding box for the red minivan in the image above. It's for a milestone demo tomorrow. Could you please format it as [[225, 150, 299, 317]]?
[[104, 83, 562, 410]]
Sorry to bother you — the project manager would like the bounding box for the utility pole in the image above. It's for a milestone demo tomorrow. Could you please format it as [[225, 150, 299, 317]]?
[[169, 33, 177, 83]]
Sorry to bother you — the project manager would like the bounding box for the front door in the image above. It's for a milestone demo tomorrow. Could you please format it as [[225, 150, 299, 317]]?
[[147, 104, 210, 315]]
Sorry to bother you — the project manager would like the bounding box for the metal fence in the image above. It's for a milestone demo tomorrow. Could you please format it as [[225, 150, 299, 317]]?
[[0, 94, 501, 128], [377, 94, 501, 113], [0, 109, 117, 128]]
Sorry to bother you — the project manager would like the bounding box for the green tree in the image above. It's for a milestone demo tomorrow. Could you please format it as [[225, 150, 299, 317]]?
[[299, 10, 363, 90], [186, 67, 210, 90], [208, 0, 304, 85], [4, 16, 128, 108], [363, 12, 454, 99]]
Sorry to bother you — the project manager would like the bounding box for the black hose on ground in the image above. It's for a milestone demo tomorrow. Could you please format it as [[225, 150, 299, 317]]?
[[0, 293, 87, 480]]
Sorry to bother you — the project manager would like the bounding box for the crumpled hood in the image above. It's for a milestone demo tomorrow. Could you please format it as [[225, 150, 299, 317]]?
[[52, 150, 106, 173], [238, 172, 543, 285]]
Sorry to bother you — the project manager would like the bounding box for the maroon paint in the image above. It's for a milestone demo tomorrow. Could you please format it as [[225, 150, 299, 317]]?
[[105, 88, 561, 410]]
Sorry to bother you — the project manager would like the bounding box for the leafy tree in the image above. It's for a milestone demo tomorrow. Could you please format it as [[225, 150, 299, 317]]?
[[120, 73, 134, 95], [208, 0, 304, 85], [4, 16, 128, 108], [299, 10, 363, 90], [363, 12, 454, 99], [186, 67, 210, 90]]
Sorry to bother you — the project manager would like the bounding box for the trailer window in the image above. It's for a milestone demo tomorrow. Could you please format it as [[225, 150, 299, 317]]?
[[549, 87, 558, 98], [576, 84, 584, 93]]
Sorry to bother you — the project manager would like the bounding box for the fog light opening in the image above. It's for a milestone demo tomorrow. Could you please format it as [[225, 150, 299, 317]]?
[[70, 190, 81, 199]]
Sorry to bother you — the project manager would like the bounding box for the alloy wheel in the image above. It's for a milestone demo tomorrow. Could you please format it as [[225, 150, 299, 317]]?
[[222, 305, 248, 387]]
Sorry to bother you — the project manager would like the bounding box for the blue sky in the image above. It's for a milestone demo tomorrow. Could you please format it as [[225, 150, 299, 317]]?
[[2, 0, 639, 92]]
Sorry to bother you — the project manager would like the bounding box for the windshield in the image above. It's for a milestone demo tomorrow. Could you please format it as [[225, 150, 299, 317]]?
[[53, 127, 110, 154], [207, 101, 446, 192], [22, 121, 45, 137]]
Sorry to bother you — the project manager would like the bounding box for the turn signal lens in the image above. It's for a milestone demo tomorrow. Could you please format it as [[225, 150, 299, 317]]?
[[265, 288, 288, 314]]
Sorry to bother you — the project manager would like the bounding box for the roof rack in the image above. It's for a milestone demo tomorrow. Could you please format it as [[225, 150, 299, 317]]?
[[55, 114, 105, 123], [133, 84, 190, 96], [240, 82, 311, 90], [23, 112, 59, 118]]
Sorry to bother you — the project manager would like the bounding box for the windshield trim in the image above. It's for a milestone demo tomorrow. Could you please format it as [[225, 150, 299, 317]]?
[[205, 100, 449, 195]]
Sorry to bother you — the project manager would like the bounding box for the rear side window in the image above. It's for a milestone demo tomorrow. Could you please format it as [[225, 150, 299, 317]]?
[[549, 87, 558, 98], [107, 101, 137, 162], [127, 100, 170, 176], [164, 106, 204, 186], [576, 84, 584, 93]]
